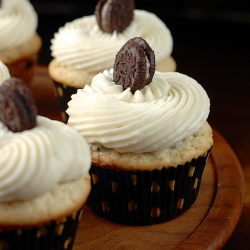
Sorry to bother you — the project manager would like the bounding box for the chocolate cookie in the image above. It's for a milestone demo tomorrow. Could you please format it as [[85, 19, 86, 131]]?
[[0, 77, 37, 132], [113, 37, 155, 93], [95, 0, 134, 33]]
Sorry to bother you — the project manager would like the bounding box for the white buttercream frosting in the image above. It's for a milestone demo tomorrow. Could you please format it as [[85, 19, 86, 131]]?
[[0, 60, 10, 83], [0, 116, 91, 202], [67, 70, 210, 153], [0, 61, 91, 203], [0, 0, 38, 50], [50, 10, 173, 74]]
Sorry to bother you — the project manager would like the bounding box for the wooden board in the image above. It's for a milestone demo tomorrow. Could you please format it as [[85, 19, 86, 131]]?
[[73, 130, 244, 250]]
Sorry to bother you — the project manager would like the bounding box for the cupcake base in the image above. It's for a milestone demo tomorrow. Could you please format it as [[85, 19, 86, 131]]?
[[86, 149, 211, 225], [0, 209, 83, 250], [53, 81, 79, 123], [48, 58, 96, 123]]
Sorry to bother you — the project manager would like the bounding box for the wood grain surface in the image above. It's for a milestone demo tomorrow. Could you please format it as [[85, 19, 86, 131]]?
[[30, 67, 244, 250]]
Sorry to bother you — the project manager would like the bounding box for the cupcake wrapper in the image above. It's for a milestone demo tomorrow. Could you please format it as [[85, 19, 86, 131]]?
[[53, 81, 78, 123], [5, 54, 38, 87], [87, 149, 212, 225], [0, 209, 83, 250]]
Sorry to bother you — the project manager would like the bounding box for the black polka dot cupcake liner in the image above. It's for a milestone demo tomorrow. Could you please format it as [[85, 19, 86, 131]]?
[[0, 208, 83, 250], [53, 81, 78, 123], [86, 149, 211, 225]]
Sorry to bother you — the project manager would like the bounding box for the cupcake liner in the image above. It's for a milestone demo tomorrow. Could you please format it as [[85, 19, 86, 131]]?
[[5, 54, 39, 87], [53, 81, 78, 123], [86, 149, 212, 225], [1, 34, 42, 87], [0, 209, 83, 250]]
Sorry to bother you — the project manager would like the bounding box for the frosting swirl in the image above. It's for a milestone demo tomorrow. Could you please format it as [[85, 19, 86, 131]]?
[[67, 70, 210, 153], [0, 61, 91, 202], [50, 10, 173, 73], [0, 116, 91, 202], [0, 0, 38, 50]]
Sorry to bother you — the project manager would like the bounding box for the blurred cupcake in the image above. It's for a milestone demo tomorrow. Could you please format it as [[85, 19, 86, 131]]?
[[66, 37, 213, 225], [0, 0, 42, 86], [49, 0, 175, 123], [0, 61, 91, 250]]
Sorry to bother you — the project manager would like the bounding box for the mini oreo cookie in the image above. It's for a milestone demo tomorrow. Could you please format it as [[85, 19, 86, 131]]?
[[95, 0, 134, 33], [0, 77, 37, 132], [113, 37, 155, 93]]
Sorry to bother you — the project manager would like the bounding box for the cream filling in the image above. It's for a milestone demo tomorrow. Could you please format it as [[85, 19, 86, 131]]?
[[101, 0, 112, 31]]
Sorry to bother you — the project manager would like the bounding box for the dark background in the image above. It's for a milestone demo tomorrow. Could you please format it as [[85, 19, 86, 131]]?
[[30, 1, 250, 249]]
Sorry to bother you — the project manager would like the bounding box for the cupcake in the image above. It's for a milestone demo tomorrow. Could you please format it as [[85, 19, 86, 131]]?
[[66, 37, 213, 225], [49, 0, 176, 123], [0, 61, 91, 249], [0, 0, 42, 86]]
